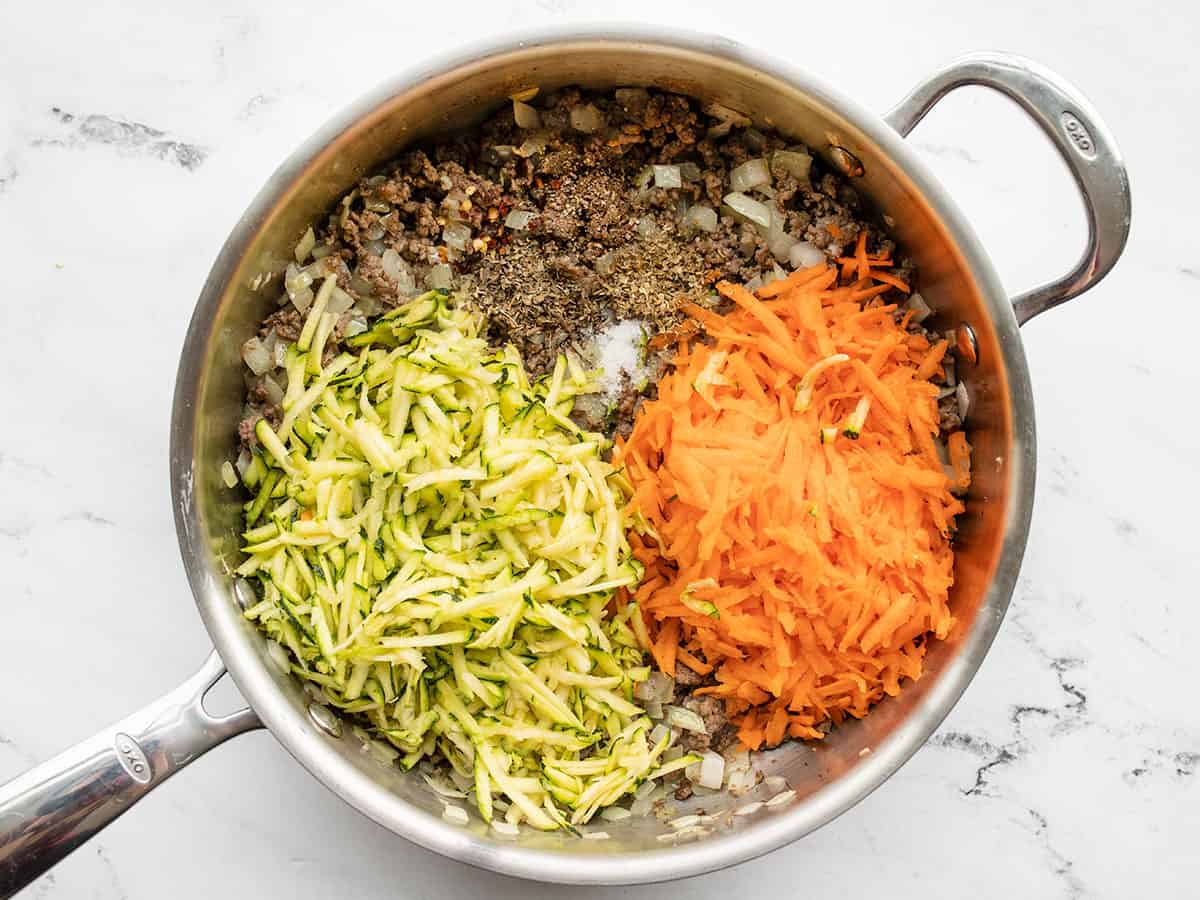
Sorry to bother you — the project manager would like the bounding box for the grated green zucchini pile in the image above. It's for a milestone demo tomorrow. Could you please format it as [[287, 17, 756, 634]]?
[[234, 278, 695, 829]]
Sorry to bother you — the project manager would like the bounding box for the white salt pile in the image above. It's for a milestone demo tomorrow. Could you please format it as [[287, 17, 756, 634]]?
[[591, 319, 651, 400]]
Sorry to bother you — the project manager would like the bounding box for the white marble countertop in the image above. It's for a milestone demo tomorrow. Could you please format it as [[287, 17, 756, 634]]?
[[2, 1, 1196, 897]]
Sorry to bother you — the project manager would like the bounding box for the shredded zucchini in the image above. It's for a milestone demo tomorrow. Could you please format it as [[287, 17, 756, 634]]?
[[240, 284, 667, 828]]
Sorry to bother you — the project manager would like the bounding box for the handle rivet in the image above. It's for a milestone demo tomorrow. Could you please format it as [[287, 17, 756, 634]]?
[[307, 701, 343, 738], [956, 324, 979, 366], [828, 145, 865, 178], [232, 578, 257, 611]]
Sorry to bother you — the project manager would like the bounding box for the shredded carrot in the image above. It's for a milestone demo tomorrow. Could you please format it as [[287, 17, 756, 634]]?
[[870, 270, 911, 293], [616, 261, 968, 750], [947, 430, 972, 492]]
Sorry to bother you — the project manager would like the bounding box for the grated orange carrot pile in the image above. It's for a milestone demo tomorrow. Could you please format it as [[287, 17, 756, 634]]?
[[616, 252, 971, 750]]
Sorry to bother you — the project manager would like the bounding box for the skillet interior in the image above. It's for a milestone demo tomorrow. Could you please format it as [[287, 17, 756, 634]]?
[[171, 29, 1033, 883]]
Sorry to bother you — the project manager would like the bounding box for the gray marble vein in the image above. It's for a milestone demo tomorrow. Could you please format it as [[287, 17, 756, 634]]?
[[32, 108, 207, 170]]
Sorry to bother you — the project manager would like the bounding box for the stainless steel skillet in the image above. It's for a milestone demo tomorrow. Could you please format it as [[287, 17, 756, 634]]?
[[0, 27, 1130, 895]]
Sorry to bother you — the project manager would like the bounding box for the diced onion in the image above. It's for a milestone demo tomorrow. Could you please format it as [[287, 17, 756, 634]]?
[[423, 773, 468, 798], [515, 135, 547, 158], [491, 821, 520, 838], [729, 158, 771, 193], [956, 381, 970, 422], [242, 337, 272, 375], [683, 205, 718, 233], [644, 700, 664, 719], [294, 226, 316, 263], [570, 103, 604, 133], [743, 128, 767, 151], [615, 88, 650, 111], [906, 292, 933, 324], [773, 149, 813, 182], [443, 221, 472, 252], [260, 373, 285, 406], [447, 767, 474, 793], [788, 241, 825, 269], [727, 767, 758, 795], [764, 775, 788, 792], [440, 190, 468, 221], [722, 192, 772, 229], [766, 789, 797, 808], [285, 261, 313, 297], [582, 830, 611, 840], [426, 264, 453, 290], [734, 801, 764, 817], [442, 805, 469, 825], [630, 781, 665, 817], [665, 705, 707, 733], [504, 210, 538, 231], [768, 230, 798, 264], [637, 216, 660, 238], [345, 314, 368, 337], [328, 286, 355, 315], [235, 448, 252, 478], [724, 747, 750, 769], [634, 671, 675, 703], [221, 461, 238, 489], [704, 101, 751, 126], [512, 100, 541, 129], [697, 751, 725, 789], [679, 161, 702, 182], [658, 826, 709, 843], [600, 805, 632, 822], [669, 814, 704, 830], [653, 165, 682, 189]]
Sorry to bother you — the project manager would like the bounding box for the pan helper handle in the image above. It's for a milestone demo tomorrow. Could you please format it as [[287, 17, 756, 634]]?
[[885, 51, 1131, 324]]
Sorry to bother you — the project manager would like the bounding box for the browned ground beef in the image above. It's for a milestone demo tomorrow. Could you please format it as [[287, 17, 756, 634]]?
[[235, 89, 963, 751], [239, 86, 925, 448], [673, 662, 706, 689]]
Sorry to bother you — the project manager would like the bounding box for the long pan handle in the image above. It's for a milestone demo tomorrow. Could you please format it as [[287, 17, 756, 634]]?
[[0, 652, 261, 897]]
